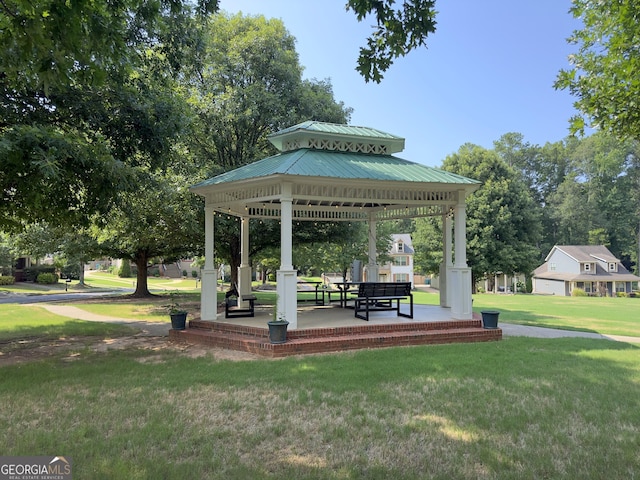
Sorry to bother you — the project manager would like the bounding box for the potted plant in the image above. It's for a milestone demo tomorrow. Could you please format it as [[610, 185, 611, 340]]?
[[480, 310, 500, 329], [267, 301, 289, 344], [166, 292, 188, 330]]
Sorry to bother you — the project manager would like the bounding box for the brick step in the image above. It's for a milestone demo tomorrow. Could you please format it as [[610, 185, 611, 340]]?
[[188, 319, 485, 339], [170, 323, 501, 358]]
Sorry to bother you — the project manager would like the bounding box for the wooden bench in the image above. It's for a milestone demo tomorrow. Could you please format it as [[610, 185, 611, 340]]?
[[353, 282, 413, 321], [225, 286, 257, 318]]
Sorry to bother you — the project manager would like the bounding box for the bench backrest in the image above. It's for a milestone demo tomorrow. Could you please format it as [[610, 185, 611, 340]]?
[[357, 282, 411, 297]]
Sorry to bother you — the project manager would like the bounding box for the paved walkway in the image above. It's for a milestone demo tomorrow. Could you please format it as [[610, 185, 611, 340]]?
[[33, 303, 640, 344], [35, 304, 169, 337], [499, 322, 640, 343]]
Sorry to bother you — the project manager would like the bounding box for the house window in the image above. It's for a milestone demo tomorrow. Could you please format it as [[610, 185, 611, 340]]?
[[397, 241, 404, 253], [609, 263, 617, 272], [395, 273, 409, 282], [616, 283, 626, 293], [394, 256, 409, 266], [583, 263, 591, 272], [550, 262, 557, 271]]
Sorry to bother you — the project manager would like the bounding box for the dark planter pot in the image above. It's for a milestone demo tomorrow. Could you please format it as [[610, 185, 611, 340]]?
[[170, 312, 187, 330], [481, 310, 500, 329], [268, 321, 289, 344]]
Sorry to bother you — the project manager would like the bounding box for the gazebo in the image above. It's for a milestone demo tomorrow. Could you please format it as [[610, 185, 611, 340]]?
[[190, 121, 480, 329]]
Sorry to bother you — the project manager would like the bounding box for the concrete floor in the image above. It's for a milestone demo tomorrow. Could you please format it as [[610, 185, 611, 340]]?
[[218, 303, 464, 330]]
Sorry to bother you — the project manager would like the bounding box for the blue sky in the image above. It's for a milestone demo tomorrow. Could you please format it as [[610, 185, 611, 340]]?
[[218, 1, 581, 167]]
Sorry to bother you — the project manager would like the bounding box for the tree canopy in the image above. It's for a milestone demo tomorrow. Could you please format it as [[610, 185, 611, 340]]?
[[347, 0, 437, 82], [441, 144, 542, 283], [555, 0, 640, 140]]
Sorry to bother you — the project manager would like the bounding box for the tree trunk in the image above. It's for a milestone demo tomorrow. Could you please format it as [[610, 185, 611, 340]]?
[[132, 251, 152, 297], [637, 220, 640, 275], [78, 265, 86, 286]]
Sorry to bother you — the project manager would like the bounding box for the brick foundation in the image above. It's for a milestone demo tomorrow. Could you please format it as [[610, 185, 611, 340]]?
[[169, 317, 502, 358]]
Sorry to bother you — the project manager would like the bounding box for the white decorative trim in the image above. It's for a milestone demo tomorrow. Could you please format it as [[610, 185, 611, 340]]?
[[280, 137, 389, 155]]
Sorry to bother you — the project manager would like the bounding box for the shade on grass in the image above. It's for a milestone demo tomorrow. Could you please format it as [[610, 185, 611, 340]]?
[[1, 336, 640, 479], [0, 305, 136, 340]]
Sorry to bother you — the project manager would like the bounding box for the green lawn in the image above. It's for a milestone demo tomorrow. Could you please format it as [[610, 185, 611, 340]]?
[[470, 293, 640, 337], [2, 295, 640, 478], [83, 271, 201, 292], [0, 304, 135, 341], [1, 334, 639, 479]]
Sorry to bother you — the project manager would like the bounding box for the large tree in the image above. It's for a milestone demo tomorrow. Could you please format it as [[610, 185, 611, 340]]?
[[555, 0, 640, 139], [0, 0, 217, 229], [442, 144, 542, 287], [95, 170, 203, 297], [184, 13, 353, 283]]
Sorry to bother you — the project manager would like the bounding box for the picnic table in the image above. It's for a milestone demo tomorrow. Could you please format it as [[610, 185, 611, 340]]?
[[331, 281, 361, 308], [297, 281, 325, 306]]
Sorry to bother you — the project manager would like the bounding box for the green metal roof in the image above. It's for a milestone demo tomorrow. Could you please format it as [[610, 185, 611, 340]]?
[[271, 120, 403, 140], [267, 121, 406, 154], [191, 149, 480, 188]]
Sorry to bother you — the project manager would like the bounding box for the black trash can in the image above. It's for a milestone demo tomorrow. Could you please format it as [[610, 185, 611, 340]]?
[[481, 310, 500, 329]]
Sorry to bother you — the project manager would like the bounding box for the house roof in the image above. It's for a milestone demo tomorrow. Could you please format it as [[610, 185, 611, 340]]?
[[535, 245, 640, 282], [533, 263, 640, 282], [545, 245, 619, 263], [391, 234, 414, 254]]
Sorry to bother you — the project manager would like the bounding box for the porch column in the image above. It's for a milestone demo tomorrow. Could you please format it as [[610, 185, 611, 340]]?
[[439, 213, 452, 307], [277, 183, 297, 328], [238, 216, 252, 308], [200, 206, 217, 321], [367, 213, 379, 281], [450, 190, 473, 319]]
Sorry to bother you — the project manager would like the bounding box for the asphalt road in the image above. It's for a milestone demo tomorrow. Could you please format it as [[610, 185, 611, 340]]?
[[0, 290, 131, 304]]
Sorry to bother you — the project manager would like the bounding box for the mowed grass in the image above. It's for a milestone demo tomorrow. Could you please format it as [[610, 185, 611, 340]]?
[[470, 293, 640, 337], [83, 271, 201, 292], [2, 295, 640, 478], [1, 335, 640, 479], [0, 304, 135, 341]]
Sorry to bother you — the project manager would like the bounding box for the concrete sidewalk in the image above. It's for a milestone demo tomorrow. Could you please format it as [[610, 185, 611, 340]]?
[[499, 322, 640, 343], [34, 304, 169, 337]]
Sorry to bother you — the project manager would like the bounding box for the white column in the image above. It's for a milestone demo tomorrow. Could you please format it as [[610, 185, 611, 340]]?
[[450, 190, 473, 319], [367, 213, 379, 281], [440, 213, 452, 307], [276, 183, 297, 329], [238, 216, 252, 307], [200, 206, 218, 321]]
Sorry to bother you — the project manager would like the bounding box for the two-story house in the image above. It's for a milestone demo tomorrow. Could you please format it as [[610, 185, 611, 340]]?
[[533, 245, 639, 296], [378, 234, 415, 287]]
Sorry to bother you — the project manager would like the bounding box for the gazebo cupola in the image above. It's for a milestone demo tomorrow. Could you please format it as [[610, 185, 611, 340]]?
[[191, 121, 480, 329], [268, 120, 405, 155]]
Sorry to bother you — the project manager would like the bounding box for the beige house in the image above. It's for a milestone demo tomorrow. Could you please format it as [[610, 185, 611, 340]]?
[[533, 245, 639, 296]]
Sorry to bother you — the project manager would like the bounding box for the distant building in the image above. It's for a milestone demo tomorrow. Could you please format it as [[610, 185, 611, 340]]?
[[378, 234, 415, 287], [533, 245, 639, 296]]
